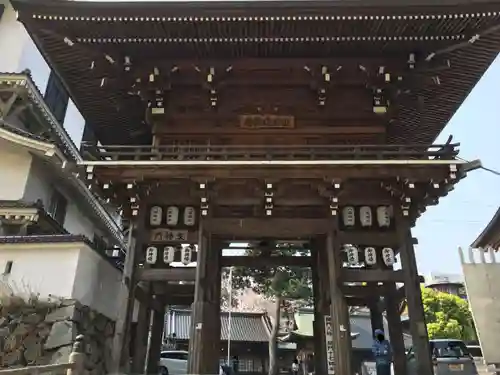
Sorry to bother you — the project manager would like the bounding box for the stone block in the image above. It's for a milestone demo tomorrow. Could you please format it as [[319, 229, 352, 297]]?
[[44, 321, 76, 350], [22, 313, 44, 325], [50, 345, 73, 365], [45, 305, 80, 323], [23, 334, 42, 363], [2, 348, 23, 367], [0, 326, 10, 338]]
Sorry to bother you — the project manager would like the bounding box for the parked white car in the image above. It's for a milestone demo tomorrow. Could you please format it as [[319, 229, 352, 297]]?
[[159, 350, 188, 375], [159, 350, 227, 375]]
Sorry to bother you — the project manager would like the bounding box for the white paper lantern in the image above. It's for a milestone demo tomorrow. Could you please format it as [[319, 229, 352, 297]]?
[[166, 206, 179, 226], [184, 207, 196, 227], [377, 206, 391, 227], [163, 246, 175, 264], [346, 246, 359, 266], [149, 206, 163, 226], [342, 206, 356, 227], [364, 247, 377, 266], [181, 245, 193, 265], [183, 207, 196, 226], [146, 246, 158, 264], [382, 247, 395, 266], [359, 206, 373, 227]]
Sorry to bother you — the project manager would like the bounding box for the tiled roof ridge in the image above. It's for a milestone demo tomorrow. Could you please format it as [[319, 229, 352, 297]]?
[[0, 234, 123, 270], [0, 71, 82, 161], [171, 308, 266, 316], [0, 199, 44, 208], [0, 119, 51, 143], [0, 233, 90, 243], [471, 206, 500, 248]]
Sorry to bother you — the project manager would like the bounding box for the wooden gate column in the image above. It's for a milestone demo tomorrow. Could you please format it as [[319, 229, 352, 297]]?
[[131, 298, 151, 373], [110, 206, 147, 373], [312, 240, 327, 375], [146, 304, 166, 374], [326, 227, 353, 375], [396, 207, 433, 375], [369, 301, 384, 336], [385, 283, 407, 375], [187, 226, 221, 375]]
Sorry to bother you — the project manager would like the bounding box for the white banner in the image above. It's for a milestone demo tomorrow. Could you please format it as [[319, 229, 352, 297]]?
[[324, 316, 335, 375]]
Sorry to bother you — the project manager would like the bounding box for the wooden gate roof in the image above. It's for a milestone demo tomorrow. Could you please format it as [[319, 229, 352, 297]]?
[[12, 0, 500, 145]]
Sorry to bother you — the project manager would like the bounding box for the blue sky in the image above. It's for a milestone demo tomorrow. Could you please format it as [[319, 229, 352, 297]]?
[[413, 54, 500, 275]]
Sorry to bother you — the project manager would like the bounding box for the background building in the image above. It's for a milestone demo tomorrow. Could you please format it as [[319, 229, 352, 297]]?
[[425, 272, 467, 300]]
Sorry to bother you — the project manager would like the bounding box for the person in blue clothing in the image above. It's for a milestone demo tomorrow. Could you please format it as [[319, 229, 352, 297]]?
[[372, 329, 392, 375]]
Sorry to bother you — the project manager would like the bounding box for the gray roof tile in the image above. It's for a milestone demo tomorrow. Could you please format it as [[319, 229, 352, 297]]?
[[166, 309, 270, 342]]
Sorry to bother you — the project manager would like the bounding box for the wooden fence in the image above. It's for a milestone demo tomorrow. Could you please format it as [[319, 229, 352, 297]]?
[[0, 335, 85, 375]]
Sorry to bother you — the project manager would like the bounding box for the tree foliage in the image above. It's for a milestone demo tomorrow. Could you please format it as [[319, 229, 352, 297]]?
[[230, 243, 313, 302], [220, 268, 241, 310], [421, 287, 475, 341], [230, 243, 313, 375]]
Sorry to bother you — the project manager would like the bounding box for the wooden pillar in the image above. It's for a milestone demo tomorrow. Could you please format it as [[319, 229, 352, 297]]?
[[385, 284, 407, 375], [369, 301, 384, 335], [187, 225, 221, 375], [396, 207, 433, 375], [146, 305, 165, 374], [312, 242, 327, 375], [110, 208, 147, 373], [132, 284, 151, 374], [326, 228, 352, 375]]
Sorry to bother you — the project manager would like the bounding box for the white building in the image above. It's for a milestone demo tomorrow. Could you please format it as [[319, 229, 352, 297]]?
[[0, 1, 128, 320]]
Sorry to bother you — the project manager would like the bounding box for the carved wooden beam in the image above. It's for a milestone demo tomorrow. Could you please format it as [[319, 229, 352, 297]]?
[[137, 267, 196, 282], [221, 255, 312, 267], [341, 269, 424, 283]]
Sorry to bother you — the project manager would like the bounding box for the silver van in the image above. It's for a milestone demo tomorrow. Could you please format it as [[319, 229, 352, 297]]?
[[407, 339, 478, 375]]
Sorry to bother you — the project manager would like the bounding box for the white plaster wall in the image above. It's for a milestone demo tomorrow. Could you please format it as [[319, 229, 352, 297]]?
[[72, 244, 123, 320], [0, 140, 32, 201], [462, 261, 500, 364], [22, 158, 54, 207], [0, 1, 29, 73], [22, 158, 100, 239], [0, 241, 134, 321], [64, 202, 96, 239], [0, 243, 79, 299]]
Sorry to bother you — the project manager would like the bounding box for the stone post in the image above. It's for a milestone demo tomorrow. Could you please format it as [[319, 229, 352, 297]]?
[[66, 335, 85, 375]]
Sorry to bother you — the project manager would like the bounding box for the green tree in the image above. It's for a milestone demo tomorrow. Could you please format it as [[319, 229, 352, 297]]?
[[220, 267, 241, 310], [421, 287, 475, 340], [231, 243, 312, 375]]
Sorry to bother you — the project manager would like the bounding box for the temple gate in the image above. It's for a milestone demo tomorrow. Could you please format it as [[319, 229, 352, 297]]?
[[13, 0, 500, 374]]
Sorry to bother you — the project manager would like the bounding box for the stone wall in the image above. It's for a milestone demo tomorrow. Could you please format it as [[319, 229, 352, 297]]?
[[0, 298, 115, 374]]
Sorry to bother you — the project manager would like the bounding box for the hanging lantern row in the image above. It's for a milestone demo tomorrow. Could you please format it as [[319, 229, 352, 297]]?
[[344, 246, 395, 267], [145, 245, 196, 265], [341, 206, 391, 228], [149, 206, 197, 227]]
